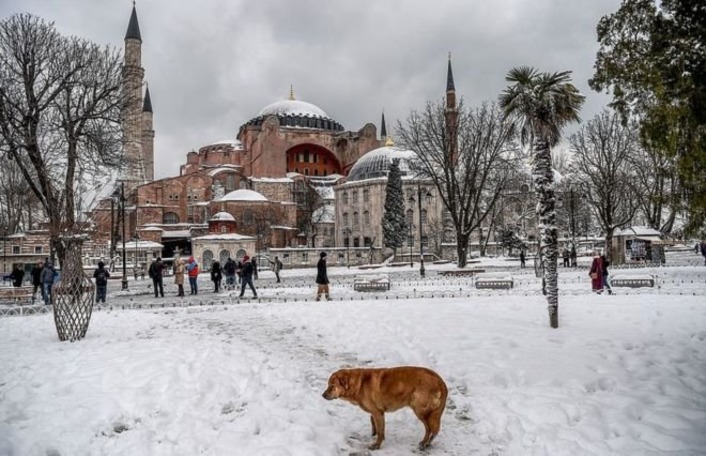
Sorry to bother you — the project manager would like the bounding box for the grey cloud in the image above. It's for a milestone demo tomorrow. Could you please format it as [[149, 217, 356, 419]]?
[[1, 0, 621, 178]]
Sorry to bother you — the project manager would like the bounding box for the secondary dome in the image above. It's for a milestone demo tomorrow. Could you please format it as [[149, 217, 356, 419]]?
[[220, 189, 268, 202], [346, 146, 417, 182], [210, 211, 235, 222]]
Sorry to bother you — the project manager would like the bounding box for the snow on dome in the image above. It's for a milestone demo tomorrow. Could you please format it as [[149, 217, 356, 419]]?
[[258, 99, 329, 119], [346, 146, 417, 182], [210, 211, 235, 222], [210, 139, 243, 149], [219, 189, 268, 202]]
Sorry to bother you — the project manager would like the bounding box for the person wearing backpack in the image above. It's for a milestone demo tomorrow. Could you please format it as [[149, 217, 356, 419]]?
[[223, 257, 236, 289], [272, 256, 283, 283], [186, 257, 199, 295], [40, 261, 56, 305], [93, 261, 110, 303], [210, 260, 222, 293]]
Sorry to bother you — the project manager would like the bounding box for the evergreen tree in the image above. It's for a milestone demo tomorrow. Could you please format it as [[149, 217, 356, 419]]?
[[382, 158, 407, 254]]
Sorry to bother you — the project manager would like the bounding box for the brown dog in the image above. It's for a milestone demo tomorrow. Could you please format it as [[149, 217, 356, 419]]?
[[322, 366, 448, 450]]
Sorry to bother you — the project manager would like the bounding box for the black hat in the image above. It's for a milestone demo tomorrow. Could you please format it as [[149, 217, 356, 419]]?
[[320, 252, 327, 258]]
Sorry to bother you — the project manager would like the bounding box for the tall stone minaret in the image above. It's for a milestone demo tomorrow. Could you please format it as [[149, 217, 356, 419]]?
[[380, 110, 387, 142], [122, 3, 146, 186], [445, 53, 459, 165], [141, 84, 155, 181]]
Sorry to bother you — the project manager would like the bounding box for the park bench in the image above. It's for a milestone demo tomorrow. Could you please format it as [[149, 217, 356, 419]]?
[[0, 286, 35, 305], [353, 275, 391, 292], [610, 275, 654, 288], [475, 274, 513, 290], [437, 269, 485, 277]]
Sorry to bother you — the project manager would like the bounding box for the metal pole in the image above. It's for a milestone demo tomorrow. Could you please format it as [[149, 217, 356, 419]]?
[[418, 183, 425, 277], [121, 182, 128, 290], [110, 198, 115, 260], [409, 220, 413, 268], [570, 188, 576, 248]]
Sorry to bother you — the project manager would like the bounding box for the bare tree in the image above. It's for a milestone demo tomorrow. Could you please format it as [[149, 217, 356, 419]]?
[[397, 101, 516, 267], [294, 180, 326, 247], [0, 14, 126, 264], [631, 143, 679, 234], [570, 110, 641, 258]]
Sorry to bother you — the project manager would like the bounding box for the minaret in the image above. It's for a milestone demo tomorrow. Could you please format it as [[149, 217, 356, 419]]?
[[141, 83, 155, 181], [122, 2, 146, 185], [445, 53, 459, 165], [380, 110, 387, 142]]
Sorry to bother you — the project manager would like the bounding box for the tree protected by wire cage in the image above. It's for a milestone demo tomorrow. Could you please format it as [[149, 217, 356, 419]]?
[[52, 237, 95, 342]]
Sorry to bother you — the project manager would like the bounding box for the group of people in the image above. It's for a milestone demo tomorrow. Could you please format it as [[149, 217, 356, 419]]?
[[7, 260, 59, 304], [562, 246, 578, 268]]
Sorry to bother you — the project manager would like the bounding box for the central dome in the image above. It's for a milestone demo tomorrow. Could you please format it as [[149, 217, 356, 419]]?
[[240, 95, 344, 133], [346, 146, 417, 182], [258, 99, 329, 119]]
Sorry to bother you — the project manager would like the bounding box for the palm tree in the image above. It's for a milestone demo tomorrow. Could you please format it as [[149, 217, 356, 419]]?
[[499, 67, 585, 328]]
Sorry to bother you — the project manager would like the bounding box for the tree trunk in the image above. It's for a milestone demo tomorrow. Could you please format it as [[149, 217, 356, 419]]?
[[533, 139, 559, 328], [456, 232, 470, 268], [52, 236, 95, 341]]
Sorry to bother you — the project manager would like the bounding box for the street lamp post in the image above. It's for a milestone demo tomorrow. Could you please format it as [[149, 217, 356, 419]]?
[[119, 182, 128, 290], [417, 183, 426, 277], [343, 227, 351, 268], [408, 220, 413, 268]]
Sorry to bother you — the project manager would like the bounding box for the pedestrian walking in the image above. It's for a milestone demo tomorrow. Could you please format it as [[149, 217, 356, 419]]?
[[238, 255, 257, 298], [186, 257, 199, 295], [10, 266, 25, 287], [570, 245, 577, 268], [701, 240, 706, 266], [148, 257, 165, 298], [519, 251, 526, 268], [272, 256, 283, 282], [600, 254, 613, 295], [30, 261, 43, 301], [252, 257, 258, 280], [315, 252, 330, 301], [211, 260, 222, 293], [40, 261, 56, 304], [223, 257, 236, 289], [93, 261, 110, 303], [174, 259, 185, 297], [563, 248, 570, 267], [589, 254, 604, 293]]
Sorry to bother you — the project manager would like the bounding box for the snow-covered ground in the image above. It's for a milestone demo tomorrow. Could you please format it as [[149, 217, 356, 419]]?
[[1, 252, 705, 455]]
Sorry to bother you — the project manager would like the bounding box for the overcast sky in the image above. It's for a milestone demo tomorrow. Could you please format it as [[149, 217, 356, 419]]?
[[2, 0, 622, 179]]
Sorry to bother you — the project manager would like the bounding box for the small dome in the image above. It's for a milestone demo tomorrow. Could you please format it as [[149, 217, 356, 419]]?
[[346, 146, 417, 182], [220, 189, 268, 202], [210, 211, 235, 222]]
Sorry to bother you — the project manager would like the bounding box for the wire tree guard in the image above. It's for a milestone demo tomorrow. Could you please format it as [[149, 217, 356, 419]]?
[[52, 237, 95, 341]]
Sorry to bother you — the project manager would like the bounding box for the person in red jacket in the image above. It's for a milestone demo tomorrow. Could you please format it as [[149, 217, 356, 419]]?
[[589, 254, 604, 293], [186, 257, 199, 295]]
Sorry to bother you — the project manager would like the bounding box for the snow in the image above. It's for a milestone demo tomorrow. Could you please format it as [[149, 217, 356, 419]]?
[[208, 167, 242, 177], [1, 253, 705, 455], [219, 189, 268, 202], [249, 177, 294, 183], [209, 211, 235, 222], [257, 99, 330, 119], [614, 226, 663, 237], [192, 233, 254, 241], [346, 146, 417, 182]]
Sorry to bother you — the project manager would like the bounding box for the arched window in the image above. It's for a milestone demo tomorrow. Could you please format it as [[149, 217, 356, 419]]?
[[235, 248, 247, 259], [363, 188, 369, 203], [202, 250, 214, 270], [406, 209, 414, 226], [243, 209, 253, 225], [226, 175, 236, 192], [363, 211, 370, 226], [220, 226, 227, 233], [163, 212, 179, 224], [342, 212, 349, 227], [352, 190, 358, 204], [353, 211, 359, 229], [342, 192, 349, 205], [219, 249, 231, 264]]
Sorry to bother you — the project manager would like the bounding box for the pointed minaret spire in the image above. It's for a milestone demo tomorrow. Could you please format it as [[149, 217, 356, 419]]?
[[289, 85, 295, 101], [125, 2, 142, 42], [380, 109, 387, 141], [142, 83, 153, 113], [446, 52, 455, 92]]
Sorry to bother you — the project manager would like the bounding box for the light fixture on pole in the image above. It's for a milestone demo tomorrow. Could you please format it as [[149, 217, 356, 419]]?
[[116, 182, 128, 291], [343, 227, 351, 269], [417, 183, 432, 277]]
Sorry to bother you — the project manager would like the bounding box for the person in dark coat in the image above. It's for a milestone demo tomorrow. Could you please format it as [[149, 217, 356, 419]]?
[[272, 256, 283, 283], [40, 261, 56, 304], [600, 254, 612, 295], [701, 240, 706, 266], [148, 257, 164, 298], [223, 257, 236, 289], [252, 257, 258, 280], [238, 255, 257, 298], [30, 261, 43, 299], [589, 254, 604, 293], [519, 251, 526, 268], [315, 252, 330, 301], [210, 260, 222, 292], [93, 261, 110, 303], [570, 245, 578, 267], [10, 266, 25, 287]]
